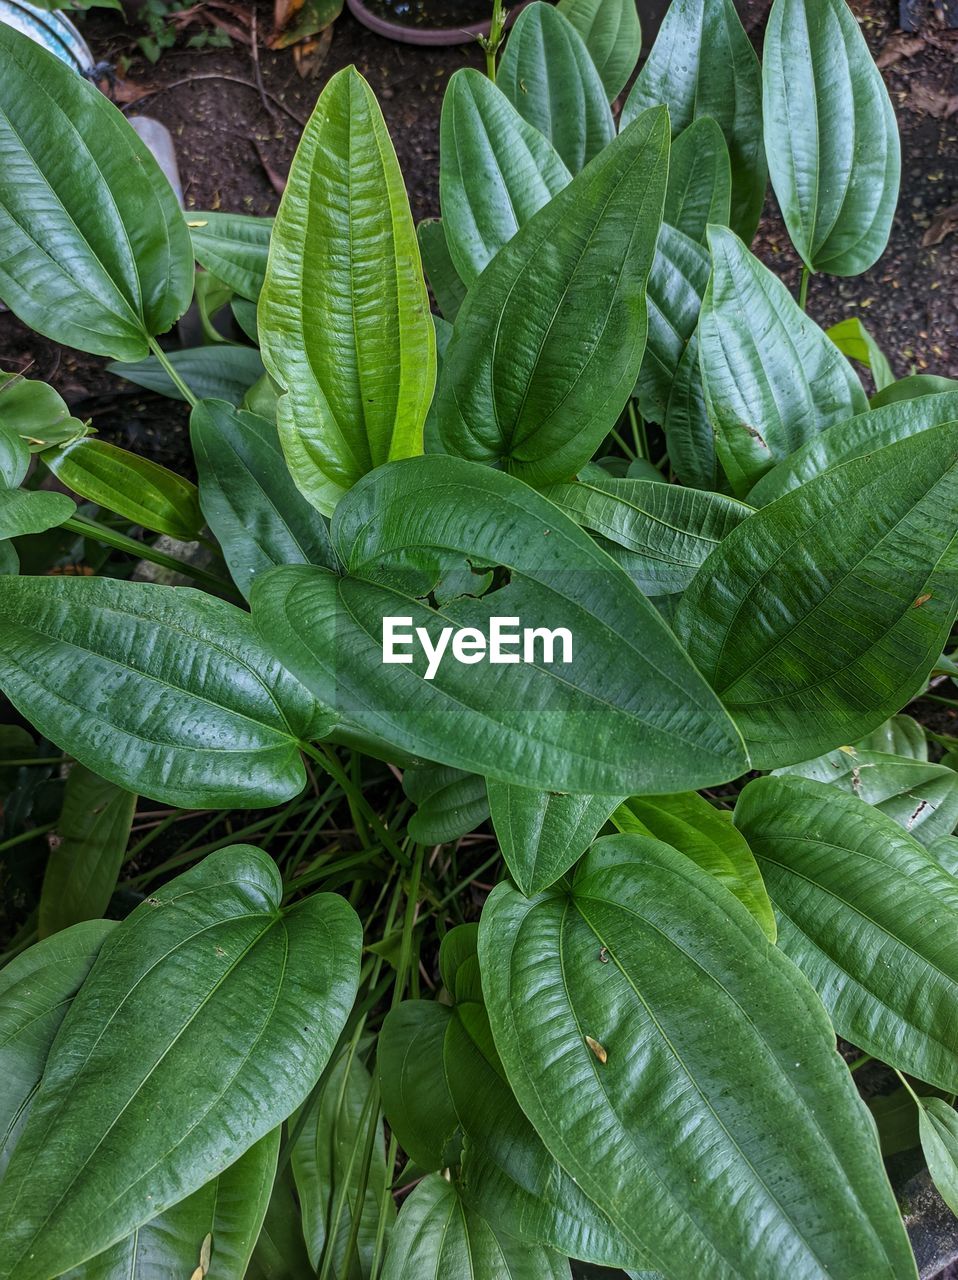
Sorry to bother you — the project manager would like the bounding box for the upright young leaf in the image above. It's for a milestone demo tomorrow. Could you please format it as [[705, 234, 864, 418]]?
[[735, 776, 958, 1094], [439, 69, 571, 285], [0, 25, 192, 360], [698, 227, 867, 495], [0, 846, 361, 1280], [191, 399, 337, 598], [664, 118, 733, 244], [621, 0, 765, 239], [259, 67, 436, 516], [675, 425, 958, 767], [917, 1099, 958, 1216], [248, 1161, 315, 1280], [251, 455, 747, 796], [663, 331, 719, 490], [557, 0, 642, 101], [636, 223, 710, 424], [498, 2, 615, 173], [436, 110, 669, 487], [479, 836, 917, 1280], [38, 765, 137, 938], [0, 576, 333, 807], [189, 212, 273, 301], [763, 0, 900, 275]]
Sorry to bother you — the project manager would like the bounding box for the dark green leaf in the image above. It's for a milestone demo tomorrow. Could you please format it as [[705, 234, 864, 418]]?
[[38, 765, 136, 938], [436, 110, 668, 486], [259, 67, 435, 516], [762, 0, 900, 275], [251, 455, 747, 795], [487, 782, 620, 895], [191, 399, 337, 598], [698, 226, 867, 495], [404, 763, 490, 844], [0, 845, 361, 1280], [917, 1098, 958, 1215], [479, 835, 917, 1279], [664, 118, 732, 244], [663, 330, 718, 490], [675, 425, 958, 767], [248, 1161, 315, 1280], [0, 576, 332, 807], [929, 835, 958, 879], [557, 0, 642, 101], [735, 774, 958, 1093], [109, 345, 265, 406], [417, 219, 466, 322], [0, 422, 28, 488], [636, 224, 710, 424], [378, 1001, 460, 1172], [0, 25, 193, 360], [498, 2, 615, 173], [189, 211, 273, 301], [855, 714, 927, 760], [621, 0, 765, 238]]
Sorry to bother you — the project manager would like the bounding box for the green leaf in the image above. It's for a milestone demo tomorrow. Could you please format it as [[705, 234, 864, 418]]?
[[417, 219, 466, 322], [735, 775, 958, 1093], [868, 1087, 924, 1158], [541, 473, 751, 595], [487, 782, 620, 895], [664, 118, 732, 244], [0, 488, 75, 539], [929, 835, 958, 879], [917, 1098, 958, 1215], [762, 0, 900, 275], [775, 748, 958, 846], [0, 377, 85, 451], [44, 437, 201, 540], [66, 1132, 280, 1279], [0, 24, 192, 360], [663, 331, 719, 490], [383, 1175, 570, 1280], [251, 454, 746, 795], [436, 110, 668, 486], [698, 226, 867, 495], [479, 835, 918, 1279], [0, 422, 28, 488], [498, 2, 615, 173], [0, 920, 115, 1174], [855, 714, 927, 759], [378, 1001, 460, 1172], [0, 845, 361, 1280], [108, 345, 265, 406], [0, 576, 332, 807], [611, 791, 775, 938], [636, 223, 710, 424], [675, 424, 958, 767], [38, 765, 137, 938], [746, 391, 958, 505], [403, 763, 490, 844], [248, 1160, 315, 1280], [439, 68, 571, 285], [871, 374, 958, 409], [189, 212, 273, 301], [621, 0, 765, 239], [557, 0, 642, 101], [259, 67, 435, 517], [292, 1050, 393, 1276], [827, 317, 895, 391], [191, 399, 337, 599]]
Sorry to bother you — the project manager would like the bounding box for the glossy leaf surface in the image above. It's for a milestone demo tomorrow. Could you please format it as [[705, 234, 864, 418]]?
[[557, 0, 642, 101], [404, 763, 490, 844], [109, 345, 265, 406], [0, 488, 75, 540], [918, 1099, 958, 1216], [487, 782, 620, 895], [675, 425, 958, 767], [0, 845, 361, 1280], [663, 331, 718, 490], [636, 224, 710, 423], [0, 576, 332, 807], [259, 67, 435, 516], [189, 212, 273, 301], [736, 775, 958, 1093], [664, 118, 732, 244]]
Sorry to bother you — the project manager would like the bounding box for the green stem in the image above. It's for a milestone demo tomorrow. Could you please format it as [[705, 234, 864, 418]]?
[[64, 515, 233, 594], [0, 756, 66, 767], [798, 265, 811, 312], [370, 1132, 399, 1280], [306, 744, 412, 869], [483, 0, 506, 81], [848, 1053, 873, 1073], [0, 821, 55, 853], [146, 336, 198, 408]]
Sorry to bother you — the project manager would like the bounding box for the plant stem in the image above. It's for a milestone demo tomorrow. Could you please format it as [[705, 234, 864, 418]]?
[[306, 743, 412, 870], [146, 336, 198, 408], [798, 265, 811, 312], [0, 821, 55, 852], [64, 515, 233, 594], [483, 0, 507, 81], [848, 1053, 873, 1073]]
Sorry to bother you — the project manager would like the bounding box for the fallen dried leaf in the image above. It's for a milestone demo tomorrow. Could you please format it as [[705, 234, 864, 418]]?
[[585, 1035, 608, 1064], [922, 203, 958, 248], [907, 82, 958, 119], [877, 32, 925, 68]]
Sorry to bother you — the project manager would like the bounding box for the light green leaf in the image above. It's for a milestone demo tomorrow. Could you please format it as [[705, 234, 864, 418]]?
[[479, 835, 918, 1279], [827, 317, 895, 391], [404, 763, 490, 844], [439, 68, 571, 285], [0, 845, 361, 1280], [191, 399, 337, 599], [0, 488, 75, 539], [636, 223, 710, 424], [557, 0, 642, 101], [259, 67, 435, 517], [762, 0, 900, 275], [0, 376, 85, 451], [928, 835, 958, 879], [189, 212, 273, 301], [109, 345, 265, 406], [251, 454, 747, 796], [38, 765, 137, 938], [0, 576, 332, 807], [917, 1097, 958, 1215], [498, 2, 615, 173], [417, 219, 466, 322], [487, 782, 620, 896], [735, 775, 958, 1093], [612, 791, 775, 938], [0, 422, 29, 488], [0, 25, 193, 361], [542, 473, 751, 595], [436, 110, 668, 486], [871, 374, 958, 408], [664, 117, 732, 244], [621, 0, 765, 238], [698, 226, 867, 495]]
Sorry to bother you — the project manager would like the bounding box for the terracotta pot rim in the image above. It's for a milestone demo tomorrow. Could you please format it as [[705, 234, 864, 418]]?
[[345, 0, 531, 46]]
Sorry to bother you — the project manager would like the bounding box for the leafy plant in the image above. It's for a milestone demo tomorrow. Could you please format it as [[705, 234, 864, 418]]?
[[0, 1, 956, 1277]]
